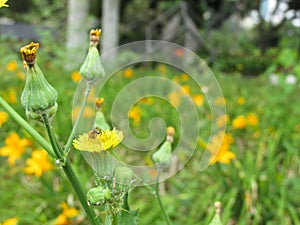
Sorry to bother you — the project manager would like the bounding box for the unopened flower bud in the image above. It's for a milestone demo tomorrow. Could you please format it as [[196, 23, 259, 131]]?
[[94, 98, 110, 130], [152, 141, 172, 168], [20, 42, 58, 121], [86, 186, 112, 206], [166, 126, 175, 142], [79, 29, 105, 83], [114, 167, 133, 192]]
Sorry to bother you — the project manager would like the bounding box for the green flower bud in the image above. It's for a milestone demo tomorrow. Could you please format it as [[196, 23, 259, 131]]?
[[79, 29, 105, 83], [94, 98, 110, 130], [87, 186, 112, 206], [114, 167, 133, 192], [20, 42, 58, 121], [152, 141, 172, 168]]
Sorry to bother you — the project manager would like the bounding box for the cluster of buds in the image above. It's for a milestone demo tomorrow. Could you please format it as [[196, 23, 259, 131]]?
[[20, 42, 58, 122]]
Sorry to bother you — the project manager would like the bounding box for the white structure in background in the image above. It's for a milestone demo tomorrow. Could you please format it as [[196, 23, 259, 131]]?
[[101, 0, 120, 54], [66, 0, 89, 70]]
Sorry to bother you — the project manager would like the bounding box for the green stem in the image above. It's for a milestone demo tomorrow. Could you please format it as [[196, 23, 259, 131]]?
[[63, 159, 102, 225], [42, 114, 101, 225], [64, 82, 92, 154], [42, 113, 64, 160], [155, 167, 172, 225], [0, 96, 55, 158]]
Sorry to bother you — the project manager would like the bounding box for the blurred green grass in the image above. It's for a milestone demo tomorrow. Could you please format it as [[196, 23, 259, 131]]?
[[0, 42, 300, 225]]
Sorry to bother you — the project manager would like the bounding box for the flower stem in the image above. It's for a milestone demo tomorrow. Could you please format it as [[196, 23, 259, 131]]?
[[0, 96, 55, 158], [64, 82, 92, 154], [155, 167, 172, 225], [42, 113, 101, 225]]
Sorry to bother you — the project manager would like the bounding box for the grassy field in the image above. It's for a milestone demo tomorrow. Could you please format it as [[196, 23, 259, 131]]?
[[0, 42, 300, 225]]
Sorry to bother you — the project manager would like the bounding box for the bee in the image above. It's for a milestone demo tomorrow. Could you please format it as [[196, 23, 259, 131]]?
[[88, 127, 102, 138]]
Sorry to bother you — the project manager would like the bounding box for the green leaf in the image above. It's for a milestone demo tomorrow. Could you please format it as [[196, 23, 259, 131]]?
[[118, 209, 139, 225]]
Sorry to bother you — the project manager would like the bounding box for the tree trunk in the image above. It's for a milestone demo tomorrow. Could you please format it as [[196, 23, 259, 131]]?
[[66, 0, 89, 70], [101, 0, 120, 54]]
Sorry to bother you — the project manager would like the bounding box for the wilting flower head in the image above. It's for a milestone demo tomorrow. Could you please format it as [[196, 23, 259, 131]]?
[[20, 42, 39, 67], [73, 128, 123, 152], [90, 29, 101, 47]]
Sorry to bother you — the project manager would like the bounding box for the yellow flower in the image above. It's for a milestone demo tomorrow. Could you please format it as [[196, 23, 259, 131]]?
[[124, 68, 133, 78], [207, 131, 235, 164], [214, 97, 226, 105], [158, 64, 167, 73], [139, 97, 154, 105], [23, 149, 53, 177], [7, 89, 17, 104], [128, 106, 141, 125], [180, 85, 190, 95], [181, 73, 189, 81], [168, 91, 181, 107], [0, 0, 9, 8], [6, 60, 17, 72], [247, 113, 258, 126], [0, 218, 18, 225], [193, 94, 204, 106], [55, 202, 80, 225], [72, 106, 94, 119], [0, 132, 31, 166], [232, 115, 247, 129], [237, 96, 245, 105], [71, 71, 81, 82], [217, 114, 229, 128], [0, 111, 8, 127], [73, 128, 123, 152]]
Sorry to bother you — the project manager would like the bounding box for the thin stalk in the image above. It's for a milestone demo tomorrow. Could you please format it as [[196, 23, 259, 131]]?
[[155, 167, 172, 225], [64, 82, 92, 154], [0, 96, 55, 158], [42, 113, 64, 160], [42, 114, 101, 225], [63, 159, 101, 225]]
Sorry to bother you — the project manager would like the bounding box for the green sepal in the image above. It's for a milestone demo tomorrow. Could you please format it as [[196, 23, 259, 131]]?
[[21, 64, 58, 115], [79, 46, 105, 83], [94, 110, 111, 130], [152, 141, 172, 167], [208, 214, 223, 225]]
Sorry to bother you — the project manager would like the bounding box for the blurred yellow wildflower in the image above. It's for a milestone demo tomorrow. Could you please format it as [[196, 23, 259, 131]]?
[[214, 97, 226, 105], [0, 132, 31, 166], [158, 64, 167, 73], [0, 218, 18, 225], [172, 75, 180, 83], [0, 0, 9, 8], [23, 149, 53, 177], [207, 131, 235, 164], [181, 73, 189, 81], [124, 68, 134, 78], [71, 71, 81, 83], [129, 106, 141, 124], [55, 202, 80, 225], [16, 71, 25, 80], [232, 115, 247, 129], [180, 85, 190, 95], [139, 97, 154, 105], [247, 113, 258, 126], [73, 128, 123, 152], [6, 89, 17, 104], [6, 60, 17, 72], [0, 111, 8, 127], [237, 96, 245, 105], [217, 114, 229, 128], [168, 91, 181, 107], [72, 106, 94, 119], [193, 94, 204, 106]]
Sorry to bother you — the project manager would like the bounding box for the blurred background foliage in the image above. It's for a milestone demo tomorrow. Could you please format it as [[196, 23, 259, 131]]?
[[1, 0, 300, 225]]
